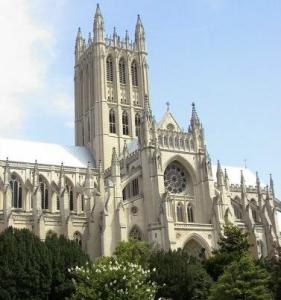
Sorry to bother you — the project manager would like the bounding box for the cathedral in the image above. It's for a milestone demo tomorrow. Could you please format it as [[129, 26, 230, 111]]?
[[0, 4, 280, 259]]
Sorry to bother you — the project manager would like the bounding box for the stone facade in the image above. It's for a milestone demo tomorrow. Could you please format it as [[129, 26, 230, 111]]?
[[0, 5, 280, 259]]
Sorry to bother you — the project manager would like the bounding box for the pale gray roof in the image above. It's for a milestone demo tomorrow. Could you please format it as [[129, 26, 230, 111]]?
[[212, 165, 261, 186], [0, 138, 95, 168]]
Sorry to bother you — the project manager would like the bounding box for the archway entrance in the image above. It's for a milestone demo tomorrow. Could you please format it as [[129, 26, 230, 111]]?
[[183, 238, 207, 260]]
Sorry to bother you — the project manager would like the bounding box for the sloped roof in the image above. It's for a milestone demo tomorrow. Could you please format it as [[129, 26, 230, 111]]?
[[157, 111, 182, 132], [212, 165, 261, 186], [0, 138, 95, 168]]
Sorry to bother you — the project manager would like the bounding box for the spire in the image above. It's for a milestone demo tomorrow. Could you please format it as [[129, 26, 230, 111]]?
[[270, 174, 275, 198], [135, 14, 145, 51], [216, 160, 224, 187], [241, 170, 246, 194], [93, 3, 104, 43], [33, 159, 39, 187], [113, 27, 118, 44], [59, 162, 65, 189], [4, 157, 9, 185], [111, 147, 118, 166], [190, 102, 200, 129], [224, 168, 229, 189], [125, 30, 129, 47], [122, 140, 129, 158], [256, 172, 261, 195], [75, 27, 84, 62], [88, 32, 92, 46]]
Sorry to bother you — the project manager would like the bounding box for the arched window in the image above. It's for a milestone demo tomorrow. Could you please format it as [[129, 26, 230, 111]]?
[[164, 162, 189, 194], [119, 58, 126, 84], [56, 194, 60, 211], [251, 199, 259, 223], [106, 55, 113, 82], [233, 200, 243, 220], [184, 239, 206, 260], [109, 109, 116, 133], [39, 175, 49, 210], [73, 231, 82, 246], [10, 174, 22, 208], [131, 60, 138, 86], [66, 183, 74, 211], [122, 111, 129, 135], [81, 194, 85, 212], [135, 113, 141, 137], [129, 226, 142, 241], [177, 203, 184, 222], [187, 204, 194, 223]]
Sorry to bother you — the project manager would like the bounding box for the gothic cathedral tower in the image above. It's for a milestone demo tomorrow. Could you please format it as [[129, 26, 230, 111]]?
[[74, 4, 150, 169]]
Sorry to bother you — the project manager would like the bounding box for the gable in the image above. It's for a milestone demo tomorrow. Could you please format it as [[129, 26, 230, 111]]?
[[157, 112, 182, 132]]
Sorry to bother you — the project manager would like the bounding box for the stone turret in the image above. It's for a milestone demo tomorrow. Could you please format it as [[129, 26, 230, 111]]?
[[135, 15, 145, 52], [93, 4, 104, 44]]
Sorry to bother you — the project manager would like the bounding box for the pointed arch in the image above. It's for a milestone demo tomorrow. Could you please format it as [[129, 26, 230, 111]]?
[[129, 225, 142, 241], [176, 202, 184, 222], [119, 57, 126, 84], [122, 110, 129, 135], [73, 231, 82, 246], [135, 113, 141, 137], [163, 155, 197, 187], [164, 160, 194, 195], [39, 175, 49, 210], [10, 172, 23, 209], [109, 109, 116, 133], [65, 177, 74, 212], [183, 233, 211, 259], [187, 203, 194, 223], [106, 55, 113, 82], [131, 59, 138, 86]]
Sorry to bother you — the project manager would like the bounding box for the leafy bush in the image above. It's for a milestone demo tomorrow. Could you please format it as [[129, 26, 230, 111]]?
[[69, 257, 158, 300]]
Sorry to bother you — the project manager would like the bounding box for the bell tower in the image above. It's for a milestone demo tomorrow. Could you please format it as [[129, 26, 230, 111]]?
[[74, 4, 150, 169]]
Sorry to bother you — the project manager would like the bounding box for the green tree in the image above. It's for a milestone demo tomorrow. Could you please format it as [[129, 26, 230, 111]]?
[[205, 225, 251, 280], [258, 250, 281, 300], [149, 249, 212, 300], [114, 238, 153, 268], [0, 227, 52, 299], [209, 255, 272, 300], [45, 232, 90, 300], [69, 256, 158, 300]]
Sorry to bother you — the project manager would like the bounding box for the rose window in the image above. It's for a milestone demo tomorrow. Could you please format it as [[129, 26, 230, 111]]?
[[164, 163, 187, 194]]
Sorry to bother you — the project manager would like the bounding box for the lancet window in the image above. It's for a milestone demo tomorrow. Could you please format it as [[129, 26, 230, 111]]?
[[135, 113, 141, 137], [122, 111, 129, 135], [131, 60, 138, 86], [119, 58, 126, 84], [39, 175, 49, 210], [10, 174, 23, 209], [109, 109, 116, 133], [106, 55, 113, 82]]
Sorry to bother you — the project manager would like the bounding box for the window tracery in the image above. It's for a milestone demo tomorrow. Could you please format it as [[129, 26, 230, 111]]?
[[122, 111, 129, 135], [131, 60, 138, 86], [10, 174, 22, 209], [164, 163, 187, 194], [119, 58, 126, 84], [109, 109, 116, 133], [106, 55, 113, 82], [39, 175, 49, 210]]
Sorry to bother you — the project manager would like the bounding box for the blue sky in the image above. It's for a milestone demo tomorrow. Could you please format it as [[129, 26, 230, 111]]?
[[0, 0, 280, 196]]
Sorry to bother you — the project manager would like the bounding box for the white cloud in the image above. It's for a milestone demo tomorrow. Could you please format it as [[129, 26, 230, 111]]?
[[0, 0, 53, 136]]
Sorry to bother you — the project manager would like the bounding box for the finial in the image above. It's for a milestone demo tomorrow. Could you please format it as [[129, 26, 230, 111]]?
[[270, 174, 275, 198], [125, 30, 129, 41], [191, 102, 200, 128], [166, 101, 170, 112], [224, 168, 229, 180], [95, 3, 102, 16], [88, 32, 92, 45]]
